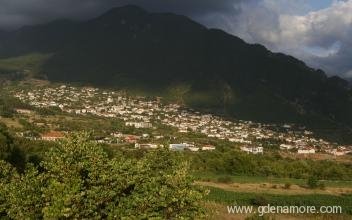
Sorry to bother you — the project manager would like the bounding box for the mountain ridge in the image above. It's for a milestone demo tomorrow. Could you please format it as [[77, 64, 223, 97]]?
[[0, 5, 351, 139]]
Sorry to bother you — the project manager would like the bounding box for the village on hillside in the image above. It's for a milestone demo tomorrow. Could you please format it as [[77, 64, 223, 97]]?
[[11, 84, 352, 156]]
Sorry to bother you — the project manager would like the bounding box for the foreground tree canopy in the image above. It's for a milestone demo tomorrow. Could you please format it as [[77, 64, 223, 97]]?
[[0, 133, 204, 219]]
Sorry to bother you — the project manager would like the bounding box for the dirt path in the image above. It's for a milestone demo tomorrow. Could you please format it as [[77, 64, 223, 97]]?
[[196, 181, 352, 195]]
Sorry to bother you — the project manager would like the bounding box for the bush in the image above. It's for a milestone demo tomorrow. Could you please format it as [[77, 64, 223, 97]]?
[[0, 133, 205, 219]]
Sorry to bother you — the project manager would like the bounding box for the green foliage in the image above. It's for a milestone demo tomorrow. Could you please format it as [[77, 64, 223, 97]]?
[[217, 176, 233, 184], [0, 53, 51, 76], [0, 160, 17, 216], [206, 187, 352, 214], [4, 165, 43, 219], [0, 133, 204, 219], [0, 124, 26, 171], [35, 106, 62, 116], [0, 92, 32, 118], [0, 104, 14, 118], [0, 97, 15, 118], [250, 196, 269, 206], [192, 150, 352, 181], [307, 176, 319, 189], [0, 124, 14, 161]]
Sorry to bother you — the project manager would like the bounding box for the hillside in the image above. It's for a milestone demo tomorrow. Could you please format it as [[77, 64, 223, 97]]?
[[0, 5, 351, 140]]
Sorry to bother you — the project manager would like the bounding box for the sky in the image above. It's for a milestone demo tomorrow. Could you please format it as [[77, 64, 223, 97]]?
[[0, 0, 351, 78]]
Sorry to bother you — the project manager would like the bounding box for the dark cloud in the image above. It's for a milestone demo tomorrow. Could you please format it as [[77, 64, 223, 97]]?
[[0, 0, 351, 78], [0, 0, 242, 29], [126, 0, 239, 15]]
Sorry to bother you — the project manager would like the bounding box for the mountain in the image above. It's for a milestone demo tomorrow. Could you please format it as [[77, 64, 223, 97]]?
[[0, 5, 351, 140], [0, 19, 78, 58]]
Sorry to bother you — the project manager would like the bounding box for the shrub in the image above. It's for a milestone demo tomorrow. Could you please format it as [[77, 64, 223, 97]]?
[[0, 133, 205, 219]]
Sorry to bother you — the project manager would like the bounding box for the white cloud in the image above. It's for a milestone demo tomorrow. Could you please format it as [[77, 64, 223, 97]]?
[[0, 0, 351, 77], [212, 0, 352, 77], [279, 1, 352, 50], [345, 70, 352, 78]]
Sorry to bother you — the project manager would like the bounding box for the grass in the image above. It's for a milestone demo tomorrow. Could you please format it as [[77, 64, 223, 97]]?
[[205, 187, 352, 215], [194, 172, 352, 188], [0, 53, 51, 75], [0, 117, 23, 129]]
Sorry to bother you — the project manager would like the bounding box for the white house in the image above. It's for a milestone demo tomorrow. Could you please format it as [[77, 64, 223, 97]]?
[[280, 144, 296, 150], [135, 143, 160, 150], [327, 147, 351, 156], [297, 147, 316, 154], [202, 145, 216, 151], [125, 122, 152, 129], [15, 109, 32, 114], [240, 146, 263, 154], [188, 147, 200, 152], [229, 138, 252, 144], [169, 143, 194, 151]]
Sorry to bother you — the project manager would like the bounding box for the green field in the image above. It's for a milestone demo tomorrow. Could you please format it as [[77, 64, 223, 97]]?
[[205, 187, 352, 215], [0, 53, 51, 75], [194, 172, 352, 188]]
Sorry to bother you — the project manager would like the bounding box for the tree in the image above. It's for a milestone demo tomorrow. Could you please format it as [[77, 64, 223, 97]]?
[[0, 124, 14, 161], [0, 133, 204, 219], [0, 160, 17, 216], [0, 123, 25, 171]]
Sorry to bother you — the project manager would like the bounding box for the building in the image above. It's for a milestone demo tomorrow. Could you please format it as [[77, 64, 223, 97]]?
[[135, 143, 161, 150], [124, 135, 140, 143], [179, 128, 188, 133], [229, 138, 252, 144], [297, 147, 316, 154], [280, 144, 296, 150], [188, 147, 200, 152], [240, 146, 263, 154], [327, 147, 351, 156], [41, 131, 65, 141], [15, 109, 32, 114], [125, 122, 152, 129], [202, 145, 216, 151], [169, 143, 194, 151]]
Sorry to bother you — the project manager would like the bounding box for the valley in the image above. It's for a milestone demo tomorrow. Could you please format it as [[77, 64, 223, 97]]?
[[4, 81, 352, 158], [0, 4, 352, 219], [1, 80, 352, 219]]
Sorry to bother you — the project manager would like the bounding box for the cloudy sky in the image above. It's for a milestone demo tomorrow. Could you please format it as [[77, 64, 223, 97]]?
[[0, 0, 351, 78]]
